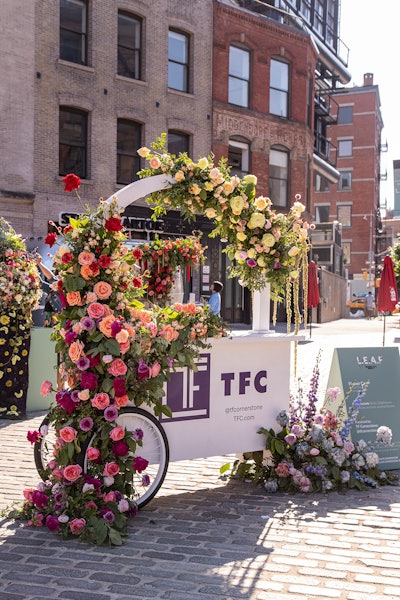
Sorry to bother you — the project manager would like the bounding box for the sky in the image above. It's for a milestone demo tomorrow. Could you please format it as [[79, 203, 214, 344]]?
[[339, 0, 400, 213]]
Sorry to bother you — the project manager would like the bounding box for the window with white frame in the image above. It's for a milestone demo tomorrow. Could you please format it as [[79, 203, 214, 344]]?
[[269, 147, 288, 207], [270, 58, 289, 117], [338, 139, 352, 157], [228, 139, 250, 177], [168, 30, 189, 92], [60, 0, 87, 65], [228, 45, 250, 107]]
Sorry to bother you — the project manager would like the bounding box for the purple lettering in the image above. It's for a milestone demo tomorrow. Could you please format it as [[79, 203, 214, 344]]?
[[221, 372, 235, 395], [254, 370, 267, 393], [239, 372, 251, 395]]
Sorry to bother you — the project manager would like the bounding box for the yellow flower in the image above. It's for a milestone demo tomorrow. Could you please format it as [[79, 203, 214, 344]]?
[[254, 196, 268, 211], [5, 380, 12, 387], [204, 181, 214, 191], [0, 315, 10, 325], [205, 207, 216, 219], [243, 174, 258, 186], [15, 294, 23, 304], [292, 201, 306, 215], [197, 157, 209, 170], [137, 146, 150, 158], [247, 249, 256, 259], [175, 170, 185, 182], [247, 213, 266, 229], [189, 184, 201, 196], [230, 196, 244, 215], [288, 246, 300, 257], [290, 270, 299, 279], [223, 181, 234, 195], [261, 233, 276, 247], [237, 232, 247, 242], [257, 256, 266, 267]]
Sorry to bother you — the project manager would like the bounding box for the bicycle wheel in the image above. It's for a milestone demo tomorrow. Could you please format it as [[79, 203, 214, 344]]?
[[34, 415, 58, 478], [85, 407, 169, 509]]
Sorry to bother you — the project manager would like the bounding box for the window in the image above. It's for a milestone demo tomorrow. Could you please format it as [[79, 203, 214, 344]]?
[[117, 12, 141, 79], [228, 46, 250, 108], [59, 107, 88, 178], [314, 0, 324, 35], [60, 0, 87, 65], [168, 30, 189, 92], [338, 106, 353, 124], [338, 171, 352, 191], [338, 140, 352, 157], [315, 173, 330, 192], [168, 131, 190, 155], [228, 139, 250, 177], [315, 205, 329, 223], [117, 120, 141, 185], [269, 147, 288, 207], [337, 204, 352, 227], [270, 59, 289, 117]]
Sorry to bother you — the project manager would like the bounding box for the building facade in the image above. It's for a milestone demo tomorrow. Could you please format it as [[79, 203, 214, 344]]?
[[312, 73, 385, 293]]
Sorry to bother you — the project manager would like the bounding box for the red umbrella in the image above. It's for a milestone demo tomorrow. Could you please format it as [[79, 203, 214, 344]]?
[[377, 255, 398, 346], [307, 261, 320, 337]]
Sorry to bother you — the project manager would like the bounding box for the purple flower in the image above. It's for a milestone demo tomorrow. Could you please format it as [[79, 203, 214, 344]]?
[[284, 433, 297, 446], [76, 356, 91, 371], [79, 417, 94, 432], [104, 405, 119, 422], [81, 317, 95, 331], [101, 510, 115, 524], [132, 428, 143, 442], [70, 389, 80, 403], [80, 371, 98, 390], [141, 474, 151, 487], [45, 515, 61, 532], [137, 359, 150, 381], [32, 490, 49, 509], [65, 331, 78, 345], [132, 456, 149, 473], [273, 261, 281, 269], [246, 258, 257, 268], [111, 321, 123, 337]]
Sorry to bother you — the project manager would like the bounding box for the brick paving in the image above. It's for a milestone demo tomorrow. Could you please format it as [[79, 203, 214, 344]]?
[[1, 316, 400, 600]]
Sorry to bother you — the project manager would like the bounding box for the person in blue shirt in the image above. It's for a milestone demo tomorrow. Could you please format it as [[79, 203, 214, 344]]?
[[208, 281, 223, 316]]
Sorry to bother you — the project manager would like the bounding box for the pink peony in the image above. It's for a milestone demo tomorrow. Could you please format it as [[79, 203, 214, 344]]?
[[91, 392, 110, 410], [40, 380, 53, 397], [87, 302, 105, 319], [109, 426, 125, 441], [86, 447, 100, 461]]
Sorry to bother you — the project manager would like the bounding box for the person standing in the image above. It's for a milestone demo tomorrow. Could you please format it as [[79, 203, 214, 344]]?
[[365, 291, 375, 320], [208, 281, 223, 317]]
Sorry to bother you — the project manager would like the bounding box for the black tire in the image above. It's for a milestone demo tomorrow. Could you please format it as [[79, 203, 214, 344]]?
[[34, 407, 169, 509]]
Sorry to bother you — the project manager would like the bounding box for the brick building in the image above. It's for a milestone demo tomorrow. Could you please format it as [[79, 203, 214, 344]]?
[[312, 73, 385, 292]]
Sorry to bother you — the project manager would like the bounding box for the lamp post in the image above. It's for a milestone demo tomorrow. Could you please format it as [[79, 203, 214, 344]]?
[[363, 213, 374, 291]]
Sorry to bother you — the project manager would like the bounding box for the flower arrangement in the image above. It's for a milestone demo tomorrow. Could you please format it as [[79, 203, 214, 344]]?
[[138, 134, 311, 327], [12, 177, 226, 545], [222, 354, 397, 492], [0, 217, 42, 417], [131, 236, 205, 305]]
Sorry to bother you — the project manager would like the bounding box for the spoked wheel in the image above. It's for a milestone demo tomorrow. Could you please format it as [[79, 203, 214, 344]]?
[[85, 407, 169, 509], [34, 415, 58, 477]]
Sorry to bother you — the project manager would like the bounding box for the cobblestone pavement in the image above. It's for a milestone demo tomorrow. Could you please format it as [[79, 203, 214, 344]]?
[[1, 316, 400, 600]]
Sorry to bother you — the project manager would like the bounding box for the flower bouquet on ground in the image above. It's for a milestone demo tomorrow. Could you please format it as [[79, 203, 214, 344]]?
[[222, 354, 397, 493], [9, 176, 227, 546]]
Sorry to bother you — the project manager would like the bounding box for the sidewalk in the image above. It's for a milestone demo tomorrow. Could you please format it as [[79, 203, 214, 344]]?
[[1, 317, 399, 600]]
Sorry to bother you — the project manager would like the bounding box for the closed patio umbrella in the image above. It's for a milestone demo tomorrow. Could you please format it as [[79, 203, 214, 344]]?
[[307, 260, 320, 338], [377, 255, 398, 346]]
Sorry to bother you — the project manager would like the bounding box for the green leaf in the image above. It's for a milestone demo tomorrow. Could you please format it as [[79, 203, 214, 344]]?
[[220, 462, 231, 475], [108, 528, 124, 546], [104, 338, 121, 355]]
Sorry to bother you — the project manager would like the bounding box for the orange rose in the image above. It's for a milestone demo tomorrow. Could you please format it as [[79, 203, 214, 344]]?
[[98, 315, 115, 337], [68, 340, 85, 363], [115, 329, 129, 344], [115, 395, 129, 408], [93, 281, 112, 300], [124, 323, 136, 338], [160, 324, 179, 342], [107, 358, 127, 377], [66, 291, 82, 306], [119, 340, 130, 355], [80, 264, 94, 280]]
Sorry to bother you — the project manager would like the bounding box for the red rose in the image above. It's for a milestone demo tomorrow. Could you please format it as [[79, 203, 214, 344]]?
[[63, 225, 73, 234], [132, 277, 142, 288], [132, 248, 143, 260], [98, 254, 112, 268], [105, 217, 123, 232], [61, 252, 74, 264], [45, 232, 57, 248], [62, 173, 81, 192]]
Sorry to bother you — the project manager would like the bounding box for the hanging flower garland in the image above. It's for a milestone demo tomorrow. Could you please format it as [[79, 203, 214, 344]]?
[[0, 218, 42, 417], [138, 134, 312, 331], [132, 236, 205, 306], [12, 177, 226, 545]]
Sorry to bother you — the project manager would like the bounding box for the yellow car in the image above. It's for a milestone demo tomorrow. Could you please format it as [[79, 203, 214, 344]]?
[[347, 295, 366, 314]]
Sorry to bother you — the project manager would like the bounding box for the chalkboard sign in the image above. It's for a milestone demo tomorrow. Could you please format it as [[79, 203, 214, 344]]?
[[325, 347, 400, 470]]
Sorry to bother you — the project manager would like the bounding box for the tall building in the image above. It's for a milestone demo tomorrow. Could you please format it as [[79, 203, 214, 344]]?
[[313, 73, 386, 292]]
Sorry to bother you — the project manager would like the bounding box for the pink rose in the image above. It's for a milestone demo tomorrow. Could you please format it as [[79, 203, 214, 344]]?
[[86, 447, 100, 461], [63, 464, 83, 482], [309, 448, 320, 456], [91, 392, 110, 410], [150, 361, 161, 378], [103, 491, 116, 503], [87, 302, 105, 319], [107, 358, 127, 377], [109, 426, 125, 441], [40, 380, 53, 396], [103, 462, 120, 477], [59, 426, 78, 443], [69, 518, 86, 535]]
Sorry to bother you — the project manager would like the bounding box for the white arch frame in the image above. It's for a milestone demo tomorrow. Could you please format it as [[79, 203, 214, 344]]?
[[107, 175, 270, 333]]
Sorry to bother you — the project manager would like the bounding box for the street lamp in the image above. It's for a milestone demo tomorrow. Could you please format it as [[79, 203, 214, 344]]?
[[363, 213, 374, 290], [363, 211, 384, 292]]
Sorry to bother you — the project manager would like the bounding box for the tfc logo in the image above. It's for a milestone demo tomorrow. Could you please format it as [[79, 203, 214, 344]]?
[[161, 354, 211, 422]]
